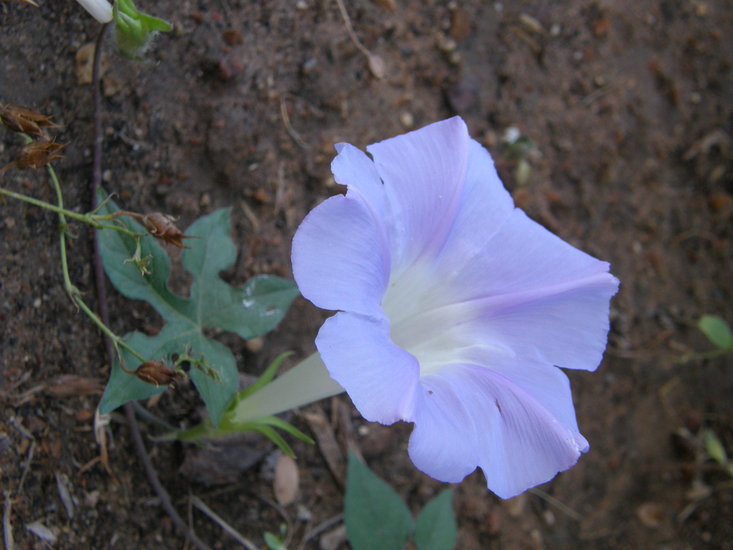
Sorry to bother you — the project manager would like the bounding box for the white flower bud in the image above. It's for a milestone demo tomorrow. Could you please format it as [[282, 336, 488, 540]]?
[[75, 0, 113, 23]]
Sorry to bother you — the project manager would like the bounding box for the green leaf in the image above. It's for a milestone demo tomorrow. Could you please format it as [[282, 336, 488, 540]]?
[[698, 315, 733, 350], [264, 531, 288, 550], [96, 193, 299, 426], [703, 429, 729, 466], [414, 490, 456, 550], [345, 450, 414, 550]]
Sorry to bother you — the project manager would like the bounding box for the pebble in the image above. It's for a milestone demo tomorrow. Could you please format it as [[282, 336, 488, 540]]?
[[273, 454, 300, 506], [320, 525, 347, 550], [245, 337, 264, 353]]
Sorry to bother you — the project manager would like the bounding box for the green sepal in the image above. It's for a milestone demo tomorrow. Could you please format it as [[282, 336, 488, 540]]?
[[113, 0, 172, 59], [237, 352, 293, 401], [174, 415, 313, 459]]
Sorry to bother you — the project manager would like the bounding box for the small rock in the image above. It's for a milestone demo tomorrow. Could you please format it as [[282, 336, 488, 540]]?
[[368, 54, 386, 79], [26, 521, 57, 544], [400, 112, 414, 128], [84, 490, 101, 508], [103, 75, 124, 97], [273, 454, 300, 506], [320, 524, 347, 550], [179, 435, 266, 485], [637, 502, 665, 528], [296, 504, 312, 522], [519, 13, 545, 35], [75, 43, 107, 85], [505, 493, 527, 516], [436, 35, 457, 53], [245, 337, 264, 353], [221, 29, 243, 46]]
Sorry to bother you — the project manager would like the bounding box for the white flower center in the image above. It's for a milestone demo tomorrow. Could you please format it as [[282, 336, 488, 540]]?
[[382, 261, 495, 377]]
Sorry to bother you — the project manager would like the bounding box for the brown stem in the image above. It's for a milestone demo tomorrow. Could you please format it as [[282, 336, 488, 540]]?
[[106, 210, 145, 220], [89, 22, 210, 550]]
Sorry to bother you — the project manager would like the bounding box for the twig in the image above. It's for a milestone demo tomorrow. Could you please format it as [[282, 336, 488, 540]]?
[[251, 493, 294, 547], [334, 0, 371, 60], [131, 401, 177, 432], [9, 417, 35, 497], [3, 492, 14, 550], [88, 23, 209, 550], [333, 0, 385, 78], [279, 96, 308, 150], [190, 496, 258, 550], [297, 513, 343, 550], [124, 406, 210, 550], [528, 488, 582, 521]]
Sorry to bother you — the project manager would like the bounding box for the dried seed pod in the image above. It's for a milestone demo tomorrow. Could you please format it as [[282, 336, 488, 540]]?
[[1, 104, 61, 139], [133, 360, 182, 386], [142, 212, 193, 248], [15, 139, 66, 169]]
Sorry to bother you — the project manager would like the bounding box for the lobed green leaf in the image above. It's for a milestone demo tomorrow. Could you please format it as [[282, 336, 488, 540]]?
[[96, 192, 298, 426]]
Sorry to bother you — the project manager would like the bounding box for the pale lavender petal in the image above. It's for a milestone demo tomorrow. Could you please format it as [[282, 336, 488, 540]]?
[[409, 364, 586, 499], [331, 143, 389, 217], [367, 117, 470, 268], [429, 209, 619, 370], [476, 272, 618, 371], [316, 312, 420, 424], [291, 194, 389, 318], [445, 209, 614, 300], [434, 139, 514, 264], [469, 359, 587, 447], [411, 272, 617, 372]]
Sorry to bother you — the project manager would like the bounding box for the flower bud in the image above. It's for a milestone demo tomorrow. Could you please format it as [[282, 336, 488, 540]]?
[[75, 0, 113, 23], [16, 140, 66, 169], [113, 0, 172, 59], [133, 360, 181, 386], [0, 104, 61, 139], [142, 212, 192, 248]]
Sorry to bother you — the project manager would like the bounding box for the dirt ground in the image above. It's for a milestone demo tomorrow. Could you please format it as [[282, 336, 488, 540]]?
[[1, 0, 732, 548]]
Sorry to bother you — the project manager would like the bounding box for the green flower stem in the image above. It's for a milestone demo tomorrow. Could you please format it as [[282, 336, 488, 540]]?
[[0, 186, 140, 238], [47, 163, 74, 298], [75, 291, 146, 363], [0, 185, 94, 223], [43, 164, 146, 366], [229, 352, 344, 423]]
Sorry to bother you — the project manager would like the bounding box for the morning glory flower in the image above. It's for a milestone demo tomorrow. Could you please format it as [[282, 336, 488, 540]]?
[[291, 117, 619, 499]]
